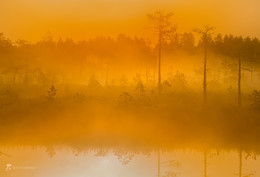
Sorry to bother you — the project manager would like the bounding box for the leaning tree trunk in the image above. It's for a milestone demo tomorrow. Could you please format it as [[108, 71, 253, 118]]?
[[238, 53, 241, 106], [13, 72, 16, 86], [158, 30, 162, 94], [203, 34, 207, 103]]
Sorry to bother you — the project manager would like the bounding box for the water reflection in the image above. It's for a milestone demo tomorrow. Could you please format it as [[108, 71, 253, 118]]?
[[0, 146, 259, 177]]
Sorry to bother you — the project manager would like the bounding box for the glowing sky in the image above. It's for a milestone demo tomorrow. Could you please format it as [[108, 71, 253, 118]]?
[[0, 0, 259, 42]]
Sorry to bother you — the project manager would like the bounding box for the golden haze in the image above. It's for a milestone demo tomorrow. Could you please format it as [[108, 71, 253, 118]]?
[[0, 0, 259, 42]]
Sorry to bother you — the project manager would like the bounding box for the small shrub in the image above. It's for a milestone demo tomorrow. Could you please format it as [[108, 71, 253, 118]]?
[[46, 85, 57, 102]]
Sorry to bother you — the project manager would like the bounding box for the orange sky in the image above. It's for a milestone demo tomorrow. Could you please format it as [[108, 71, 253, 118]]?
[[0, 0, 259, 43]]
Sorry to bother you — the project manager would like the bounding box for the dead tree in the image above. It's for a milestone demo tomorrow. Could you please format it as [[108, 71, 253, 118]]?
[[194, 25, 215, 103], [238, 53, 242, 106], [148, 11, 176, 93]]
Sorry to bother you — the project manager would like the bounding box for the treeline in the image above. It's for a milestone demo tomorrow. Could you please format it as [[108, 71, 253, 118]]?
[[0, 32, 260, 86], [159, 32, 260, 58], [1, 32, 260, 65]]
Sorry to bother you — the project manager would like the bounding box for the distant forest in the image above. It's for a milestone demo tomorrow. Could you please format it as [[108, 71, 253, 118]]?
[[0, 31, 260, 88]]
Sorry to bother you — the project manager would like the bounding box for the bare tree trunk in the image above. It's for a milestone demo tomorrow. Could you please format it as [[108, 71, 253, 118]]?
[[148, 11, 175, 92], [13, 72, 16, 86], [239, 149, 242, 177], [146, 65, 149, 86], [158, 31, 162, 94], [238, 53, 241, 106], [203, 34, 207, 103], [204, 150, 207, 177], [158, 149, 160, 177]]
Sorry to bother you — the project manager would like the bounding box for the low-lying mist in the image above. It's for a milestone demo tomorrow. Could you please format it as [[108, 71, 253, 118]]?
[[0, 32, 260, 151]]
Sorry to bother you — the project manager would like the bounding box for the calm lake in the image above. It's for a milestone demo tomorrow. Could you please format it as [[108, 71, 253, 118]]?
[[0, 146, 259, 177]]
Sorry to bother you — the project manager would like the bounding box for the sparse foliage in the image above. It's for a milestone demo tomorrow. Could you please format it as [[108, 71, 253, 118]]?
[[74, 92, 86, 103], [120, 75, 129, 87], [148, 10, 176, 92], [46, 85, 57, 102], [251, 90, 260, 108], [135, 81, 145, 95], [119, 92, 134, 105], [88, 75, 101, 88], [194, 25, 215, 102]]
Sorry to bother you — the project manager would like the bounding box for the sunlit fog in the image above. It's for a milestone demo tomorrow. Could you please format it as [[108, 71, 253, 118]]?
[[0, 0, 260, 177]]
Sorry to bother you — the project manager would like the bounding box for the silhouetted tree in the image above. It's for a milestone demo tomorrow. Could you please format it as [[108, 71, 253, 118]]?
[[238, 52, 242, 106], [251, 90, 260, 108], [180, 32, 195, 51], [74, 92, 86, 103], [120, 75, 129, 87], [119, 92, 133, 106], [88, 75, 101, 88], [135, 81, 145, 95], [46, 85, 57, 102], [148, 11, 176, 93], [194, 25, 215, 102], [169, 71, 189, 92], [162, 80, 171, 93]]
